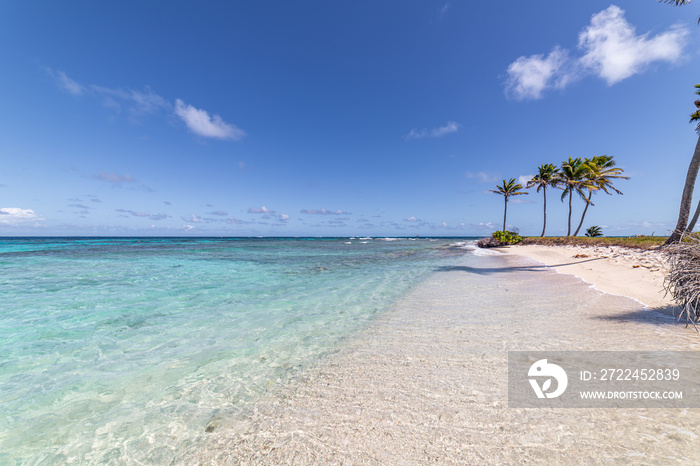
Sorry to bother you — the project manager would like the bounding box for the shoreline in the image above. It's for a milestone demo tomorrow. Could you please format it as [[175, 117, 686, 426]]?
[[498, 243, 676, 313]]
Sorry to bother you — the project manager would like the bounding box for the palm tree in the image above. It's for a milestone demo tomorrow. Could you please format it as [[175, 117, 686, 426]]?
[[666, 84, 700, 244], [559, 157, 589, 236], [526, 163, 560, 237], [572, 155, 628, 236], [490, 178, 528, 232], [680, 94, 700, 233], [585, 226, 603, 237]]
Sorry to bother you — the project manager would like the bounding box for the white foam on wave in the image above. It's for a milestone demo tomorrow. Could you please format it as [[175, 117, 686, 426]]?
[[448, 241, 503, 256], [472, 247, 503, 256]]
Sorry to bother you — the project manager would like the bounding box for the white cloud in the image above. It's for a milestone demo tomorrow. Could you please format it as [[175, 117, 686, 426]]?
[[519, 174, 534, 186], [405, 121, 460, 140], [49, 70, 245, 141], [301, 208, 351, 215], [578, 5, 688, 85], [505, 47, 570, 100], [505, 5, 688, 100], [174, 99, 245, 141], [404, 216, 418, 222], [0, 207, 42, 225], [248, 206, 275, 214], [226, 217, 252, 225], [278, 213, 290, 221], [116, 209, 168, 220]]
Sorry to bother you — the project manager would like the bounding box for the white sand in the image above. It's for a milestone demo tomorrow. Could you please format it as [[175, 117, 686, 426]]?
[[186, 251, 700, 464], [506, 244, 674, 311]]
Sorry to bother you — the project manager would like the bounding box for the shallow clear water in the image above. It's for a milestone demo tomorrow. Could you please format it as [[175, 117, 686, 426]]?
[[0, 237, 474, 463]]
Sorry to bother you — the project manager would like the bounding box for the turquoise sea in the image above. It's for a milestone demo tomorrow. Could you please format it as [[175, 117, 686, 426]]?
[[0, 237, 478, 463]]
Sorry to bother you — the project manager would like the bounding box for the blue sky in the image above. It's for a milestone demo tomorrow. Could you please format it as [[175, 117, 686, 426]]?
[[1, 1, 699, 236]]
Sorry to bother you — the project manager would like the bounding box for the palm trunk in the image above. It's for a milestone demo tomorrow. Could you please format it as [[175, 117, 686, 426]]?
[[540, 187, 547, 237], [666, 134, 700, 244], [567, 190, 573, 236], [503, 198, 508, 232], [687, 198, 700, 232], [573, 191, 593, 236]]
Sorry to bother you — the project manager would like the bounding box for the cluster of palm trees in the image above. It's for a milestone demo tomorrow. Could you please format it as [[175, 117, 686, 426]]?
[[490, 155, 628, 236]]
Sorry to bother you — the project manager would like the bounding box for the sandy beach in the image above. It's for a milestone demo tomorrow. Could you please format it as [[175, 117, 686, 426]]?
[[505, 243, 675, 312], [188, 248, 700, 464]]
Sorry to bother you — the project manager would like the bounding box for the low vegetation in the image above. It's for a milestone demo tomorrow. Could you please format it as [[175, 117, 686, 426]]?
[[476, 230, 523, 248], [518, 235, 665, 250]]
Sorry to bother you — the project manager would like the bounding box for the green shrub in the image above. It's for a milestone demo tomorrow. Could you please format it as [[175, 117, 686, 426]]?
[[492, 230, 522, 245]]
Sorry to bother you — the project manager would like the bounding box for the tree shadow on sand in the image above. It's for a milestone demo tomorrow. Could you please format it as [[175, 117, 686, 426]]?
[[593, 305, 688, 328], [434, 257, 604, 275], [435, 262, 689, 330]]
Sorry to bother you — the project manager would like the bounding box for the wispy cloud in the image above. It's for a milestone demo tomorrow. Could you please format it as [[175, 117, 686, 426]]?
[[465, 171, 500, 184], [226, 217, 253, 225], [115, 209, 168, 220], [207, 210, 228, 216], [92, 171, 154, 192], [301, 208, 351, 215], [90, 85, 170, 115], [69, 203, 91, 215], [405, 121, 460, 140], [0, 207, 42, 225], [439, 3, 451, 19], [505, 5, 688, 100], [174, 99, 245, 141], [48, 69, 245, 141], [94, 171, 135, 184], [47, 69, 85, 95], [248, 206, 275, 214]]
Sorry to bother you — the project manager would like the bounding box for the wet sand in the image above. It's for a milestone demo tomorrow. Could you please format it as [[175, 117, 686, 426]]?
[[186, 253, 700, 464]]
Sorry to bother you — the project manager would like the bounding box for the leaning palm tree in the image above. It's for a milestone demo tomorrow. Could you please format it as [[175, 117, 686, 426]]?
[[490, 178, 528, 232], [666, 84, 700, 244], [526, 163, 560, 237], [679, 95, 700, 233], [572, 155, 628, 236], [559, 157, 589, 236]]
